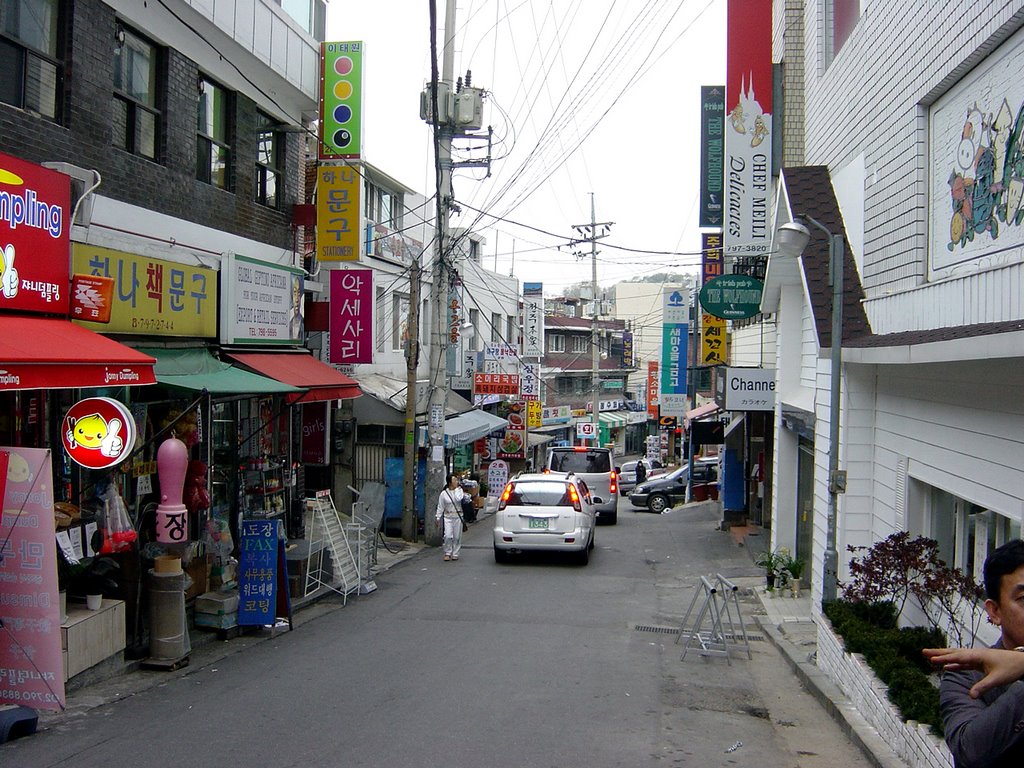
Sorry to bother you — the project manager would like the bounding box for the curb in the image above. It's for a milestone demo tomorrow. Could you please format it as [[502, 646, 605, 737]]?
[[755, 617, 908, 768]]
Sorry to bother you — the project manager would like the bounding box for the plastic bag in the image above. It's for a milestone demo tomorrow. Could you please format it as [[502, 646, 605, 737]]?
[[99, 483, 137, 553]]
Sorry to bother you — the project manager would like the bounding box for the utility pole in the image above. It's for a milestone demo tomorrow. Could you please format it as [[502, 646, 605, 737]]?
[[401, 257, 421, 541], [572, 196, 612, 446]]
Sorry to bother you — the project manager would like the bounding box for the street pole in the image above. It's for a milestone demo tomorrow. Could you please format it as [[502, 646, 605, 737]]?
[[424, 0, 458, 547], [401, 257, 421, 541]]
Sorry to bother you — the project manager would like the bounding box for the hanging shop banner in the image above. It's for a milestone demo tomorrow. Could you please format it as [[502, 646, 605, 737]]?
[[72, 245, 216, 336], [699, 273, 764, 320], [725, 0, 773, 260], [316, 164, 361, 262], [700, 85, 725, 228], [701, 232, 727, 364], [660, 288, 688, 416], [301, 401, 330, 465], [527, 399, 542, 428], [622, 330, 634, 368], [0, 151, 70, 314], [498, 403, 526, 459], [61, 397, 136, 469], [474, 373, 520, 396], [329, 268, 373, 364], [647, 361, 659, 419], [220, 254, 304, 345], [522, 282, 545, 357], [520, 363, 540, 401], [447, 278, 462, 375], [0, 446, 65, 711], [319, 41, 364, 159]]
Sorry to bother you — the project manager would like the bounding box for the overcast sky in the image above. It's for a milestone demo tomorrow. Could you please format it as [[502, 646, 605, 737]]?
[[325, 0, 726, 295]]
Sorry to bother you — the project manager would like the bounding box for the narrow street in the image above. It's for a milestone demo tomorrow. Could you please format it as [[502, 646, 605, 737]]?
[[3, 504, 871, 768]]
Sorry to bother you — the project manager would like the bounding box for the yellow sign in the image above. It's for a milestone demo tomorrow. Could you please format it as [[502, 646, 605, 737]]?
[[316, 164, 361, 261], [701, 312, 727, 365], [527, 400, 542, 428], [72, 244, 217, 337]]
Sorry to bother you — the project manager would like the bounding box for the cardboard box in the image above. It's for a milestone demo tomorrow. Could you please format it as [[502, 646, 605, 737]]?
[[184, 554, 212, 601], [195, 611, 238, 630], [195, 590, 239, 615]]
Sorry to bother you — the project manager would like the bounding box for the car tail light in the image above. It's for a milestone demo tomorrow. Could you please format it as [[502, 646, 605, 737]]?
[[498, 482, 513, 510], [609, 470, 617, 494], [567, 482, 581, 511]]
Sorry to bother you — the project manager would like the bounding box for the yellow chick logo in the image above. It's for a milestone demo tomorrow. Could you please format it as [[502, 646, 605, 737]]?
[[67, 412, 124, 458]]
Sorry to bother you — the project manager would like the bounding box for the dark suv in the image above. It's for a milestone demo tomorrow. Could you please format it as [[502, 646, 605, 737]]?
[[544, 446, 619, 524]]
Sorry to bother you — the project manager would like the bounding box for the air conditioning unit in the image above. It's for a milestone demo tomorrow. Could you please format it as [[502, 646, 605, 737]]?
[[41, 162, 99, 227], [419, 82, 453, 124]]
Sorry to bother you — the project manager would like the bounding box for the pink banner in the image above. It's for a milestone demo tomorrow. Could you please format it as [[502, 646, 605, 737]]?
[[0, 446, 65, 710], [329, 268, 373, 364]]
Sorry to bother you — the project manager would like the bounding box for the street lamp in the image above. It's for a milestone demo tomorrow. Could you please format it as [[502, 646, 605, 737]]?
[[777, 217, 846, 604]]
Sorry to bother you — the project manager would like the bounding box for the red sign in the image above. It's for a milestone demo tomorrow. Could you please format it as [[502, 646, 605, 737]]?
[[329, 268, 373, 364], [647, 361, 659, 419], [473, 373, 520, 396], [61, 397, 137, 469], [301, 401, 329, 465], [0, 151, 71, 314], [0, 447, 65, 710], [70, 273, 115, 323]]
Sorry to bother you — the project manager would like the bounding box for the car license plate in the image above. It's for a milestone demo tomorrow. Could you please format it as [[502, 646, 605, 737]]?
[[528, 518, 549, 530]]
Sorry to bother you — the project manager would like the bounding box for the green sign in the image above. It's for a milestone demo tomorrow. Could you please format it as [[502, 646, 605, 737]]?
[[600, 379, 624, 389], [699, 274, 764, 320], [319, 41, 363, 159]]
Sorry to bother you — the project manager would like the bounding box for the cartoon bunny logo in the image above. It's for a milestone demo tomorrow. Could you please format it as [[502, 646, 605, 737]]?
[[0, 243, 18, 299]]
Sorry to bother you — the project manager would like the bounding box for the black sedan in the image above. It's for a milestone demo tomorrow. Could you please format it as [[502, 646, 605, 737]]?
[[628, 460, 718, 513]]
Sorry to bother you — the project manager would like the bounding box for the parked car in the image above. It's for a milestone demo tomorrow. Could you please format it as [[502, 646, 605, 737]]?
[[628, 459, 719, 513], [492, 472, 596, 565], [616, 458, 665, 497], [544, 446, 619, 524]]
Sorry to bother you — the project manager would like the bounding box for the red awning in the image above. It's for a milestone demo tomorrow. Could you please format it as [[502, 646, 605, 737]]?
[[685, 402, 720, 421], [0, 316, 156, 391], [224, 352, 361, 403]]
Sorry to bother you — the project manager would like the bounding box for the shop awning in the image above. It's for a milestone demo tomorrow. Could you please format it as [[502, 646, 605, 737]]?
[[444, 409, 508, 447], [0, 316, 156, 391], [724, 413, 745, 438], [598, 411, 628, 427], [527, 431, 555, 448], [138, 347, 300, 395], [348, 372, 473, 416], [685, 402, 721, 421], [224, 352, 361, 403]]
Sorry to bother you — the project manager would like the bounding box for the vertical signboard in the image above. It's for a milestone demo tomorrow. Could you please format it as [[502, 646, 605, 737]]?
[[660, 288, 688, 416], [447, 279, 462, 374], [725, 0, 773, 261], [219, 254, 305, 345], [622, 330, 634, 368], [522, 282, 544, 357], [520, 363, 540, 401], [319, 41, 363, 159], [316, 164, 361, 261], [647, 361, 659, 419], [700, 86, 725, 228], [329, 268, 373, 364], [237, 520, 289, 626], [0, 151, 71, 314], [701, 232, 727, 365], [0, 447, 65, 711]]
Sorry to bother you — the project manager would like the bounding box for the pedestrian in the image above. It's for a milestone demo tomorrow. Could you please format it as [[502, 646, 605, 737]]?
[[436, 472, 466, 562], [923, 539, 1024, 767], [635, 459, 648, 485]]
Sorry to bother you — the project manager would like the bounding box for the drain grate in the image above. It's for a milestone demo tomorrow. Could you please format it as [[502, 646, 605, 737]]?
[[633, 624, 764, 642]]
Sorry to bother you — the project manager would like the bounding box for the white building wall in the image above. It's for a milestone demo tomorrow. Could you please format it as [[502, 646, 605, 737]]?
[[730, 321, 777, 367]]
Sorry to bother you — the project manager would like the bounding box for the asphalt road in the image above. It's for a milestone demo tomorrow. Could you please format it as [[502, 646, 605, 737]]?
[[2, 503, 872, 768]]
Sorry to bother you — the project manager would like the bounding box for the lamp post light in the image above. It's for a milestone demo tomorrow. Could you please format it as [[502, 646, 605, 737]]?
[[777, 217, 846, 604]]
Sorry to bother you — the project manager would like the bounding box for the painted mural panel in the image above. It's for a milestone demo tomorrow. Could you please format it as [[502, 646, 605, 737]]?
[[930, 28, 1024, 274]]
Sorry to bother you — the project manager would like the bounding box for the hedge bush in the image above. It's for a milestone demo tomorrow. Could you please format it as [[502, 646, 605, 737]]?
[[823, 599, 945, 736]]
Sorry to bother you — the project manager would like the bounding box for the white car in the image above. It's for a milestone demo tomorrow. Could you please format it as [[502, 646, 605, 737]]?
[[493, 472, 596, 565]]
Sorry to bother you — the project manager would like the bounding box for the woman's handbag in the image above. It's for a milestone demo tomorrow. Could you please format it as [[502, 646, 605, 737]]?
[[446, 489, 469, 533]]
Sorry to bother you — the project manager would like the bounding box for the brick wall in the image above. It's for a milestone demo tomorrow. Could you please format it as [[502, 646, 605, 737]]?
[[816, 617, 952, 768]]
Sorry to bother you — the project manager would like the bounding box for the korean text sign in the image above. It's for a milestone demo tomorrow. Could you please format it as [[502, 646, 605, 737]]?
[[0, 447, 65, 711], [238, 520, 280, 626], [316, 164, 361, 261], [0, 151, 70, 314], [660, 289, 689, 415], [330, 268, 372, 364]]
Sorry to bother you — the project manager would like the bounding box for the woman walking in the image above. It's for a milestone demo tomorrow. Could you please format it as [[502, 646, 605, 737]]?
[[436, 473, 466, 561]]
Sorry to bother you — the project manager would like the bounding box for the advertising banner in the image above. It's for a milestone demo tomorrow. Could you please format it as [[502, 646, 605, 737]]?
[[0, 151, 70, 314], [72, 244, 217, 336], [725, 0, 773, 260], [522, 282, 544, 357], [220, 254, 304, 345], [498, 402, 526, 459], [473, 373, 520, 396], [329, 268, 373, 364], [701, 232, 727, 365], [660, 288, 689, 415], [316, 164, 361, 261], [0, 447, 65, 711], [700, 85, 725, 228], [319, 41, 363, 159], [647, 361, 659, 419]]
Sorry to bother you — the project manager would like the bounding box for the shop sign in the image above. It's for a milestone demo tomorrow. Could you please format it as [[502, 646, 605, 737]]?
[[487, 459, 509, 497], [473, 372, 519, 396], [699, 273, 763, 320], [0, 446, 65, 711], [660, 288, 688, 415], [319, 41, 363, 160], [69, 273, 114, 323], [220, 254, 304, 345], [237, 520, 284, 626], [622, 331, 634, 368], [577, 421, 597, 440], [301, 402, 329, 465], [329, 268, 372, 364], [0, 151, 70, 314], [647, 361, 659, 418], [317, 164, 361, 261], [701, 232, 727, 364], [541, 405, 571, 424], [451, 350, 478, 391], [72, 244, 217, 336], [520, 363, 539, 400], [447, 279, 461, 374], [522, 282, 544, 357], [714, 366, 776, 411], [61, 397, 136, 469], [497, 403, 525, 459], [527, 400, 542, 428]]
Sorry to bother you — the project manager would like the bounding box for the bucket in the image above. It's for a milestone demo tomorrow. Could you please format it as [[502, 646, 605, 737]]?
[[154, 555, 182, 574]]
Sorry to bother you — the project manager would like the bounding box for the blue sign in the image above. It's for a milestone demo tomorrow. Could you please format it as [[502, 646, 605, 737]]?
[[238, 520, 280, 626]]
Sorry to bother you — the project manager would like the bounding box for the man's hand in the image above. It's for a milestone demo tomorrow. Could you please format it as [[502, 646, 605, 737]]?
[[923, 647, 1024, 698]]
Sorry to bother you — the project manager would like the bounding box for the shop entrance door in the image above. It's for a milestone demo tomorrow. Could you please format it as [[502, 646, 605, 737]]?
[[796, 439, 815, 572]]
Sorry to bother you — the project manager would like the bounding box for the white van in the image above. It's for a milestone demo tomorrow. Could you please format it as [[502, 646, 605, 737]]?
[[544, 446, 619, 524]]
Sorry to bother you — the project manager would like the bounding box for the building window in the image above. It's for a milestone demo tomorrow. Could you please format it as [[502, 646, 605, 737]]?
[[825, 0, 860, 65], [507, 315, 516, 348], [255, 112, 282, 207], [364, 182, 403, 229], [392, 293, 410, 352], [468, 308, 479, 351], [490, 312, 501, 343], [924, 484, 1021, 583], [112, 25, 159, 159], [548, 334, 565, 353], [196, 76, 231, 190], [571, 335, 588, 354], [0, 0, 61, 120], [556, 377, 572, 395], [376, 286, 386, 352]]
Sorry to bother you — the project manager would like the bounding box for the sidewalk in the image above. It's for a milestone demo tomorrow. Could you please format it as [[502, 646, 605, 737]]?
[[728, 520, 907, 768]]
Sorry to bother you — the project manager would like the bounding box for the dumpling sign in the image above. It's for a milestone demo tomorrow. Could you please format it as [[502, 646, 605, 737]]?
[[698, 274, 764, 320]]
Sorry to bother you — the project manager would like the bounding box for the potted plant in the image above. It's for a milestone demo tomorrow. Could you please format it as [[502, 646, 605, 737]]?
[[754, 549, 783, 592], [781, 553, 805, 597]]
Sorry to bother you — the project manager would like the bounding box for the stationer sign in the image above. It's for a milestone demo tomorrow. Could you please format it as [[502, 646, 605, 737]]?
[[699, 273, 763, 320]]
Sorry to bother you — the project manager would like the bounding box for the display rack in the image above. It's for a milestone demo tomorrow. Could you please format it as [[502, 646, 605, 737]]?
[[303, 493, 360, 603], [243, 464, 286, 518]]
